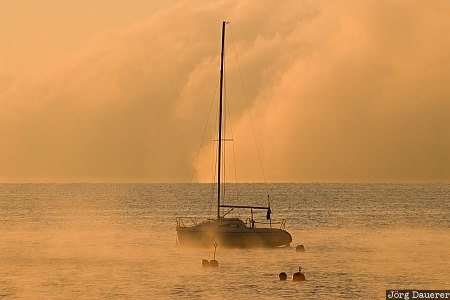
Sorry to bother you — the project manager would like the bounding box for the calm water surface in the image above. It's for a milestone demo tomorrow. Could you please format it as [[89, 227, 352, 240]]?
[[0, 183, 449, 299]]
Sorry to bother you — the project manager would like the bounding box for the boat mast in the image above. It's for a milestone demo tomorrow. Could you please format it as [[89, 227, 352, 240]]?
[[217, 21, 226, 220]]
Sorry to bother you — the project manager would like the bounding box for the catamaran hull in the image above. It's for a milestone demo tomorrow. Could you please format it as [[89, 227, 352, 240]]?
[[177, 227, 292, 248]]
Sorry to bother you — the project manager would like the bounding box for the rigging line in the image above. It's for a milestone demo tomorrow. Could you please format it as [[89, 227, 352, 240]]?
[[186, 75, 219, 219], [222, 61, 227, 205], [224, 72, 239, 202], [211, 74, 221, 218], [190, 77, 220, 184], [210, 106, 219, 219], [228, 24, 268, 187], [222, 40, 239, 201], [210, 139, 217, 219]]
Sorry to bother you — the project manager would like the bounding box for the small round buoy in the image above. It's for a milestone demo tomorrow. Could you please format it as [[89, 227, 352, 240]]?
[[293, 272, 305, 281], [209, 259, 219, 267], [202, 259, 210, 267], [296, 245, 305, 252], [279, 272, 287, 281], [293, 267, 306, 281]]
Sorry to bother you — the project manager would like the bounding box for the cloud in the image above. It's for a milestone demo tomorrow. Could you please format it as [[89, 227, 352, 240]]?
[[0, 0, 449, 182], [248, 0, 450, 182]]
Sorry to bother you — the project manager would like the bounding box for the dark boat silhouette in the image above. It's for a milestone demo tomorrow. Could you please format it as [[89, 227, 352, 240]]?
[[176, 21, 292, 248]]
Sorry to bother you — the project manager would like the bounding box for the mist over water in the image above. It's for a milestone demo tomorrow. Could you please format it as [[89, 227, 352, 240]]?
[[0, 183, 449, 299]]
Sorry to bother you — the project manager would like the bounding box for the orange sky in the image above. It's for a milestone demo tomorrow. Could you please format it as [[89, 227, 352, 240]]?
[[0, 0, 449, 183]]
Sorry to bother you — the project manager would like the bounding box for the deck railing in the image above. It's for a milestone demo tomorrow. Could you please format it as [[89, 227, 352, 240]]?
[[245, 218, 287, 230], [177, 216, 287, 230], [176, 217, 198, 228]]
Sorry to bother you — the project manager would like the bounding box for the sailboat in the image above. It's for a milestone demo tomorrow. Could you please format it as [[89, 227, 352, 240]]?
[[176, 21, 292, 248]]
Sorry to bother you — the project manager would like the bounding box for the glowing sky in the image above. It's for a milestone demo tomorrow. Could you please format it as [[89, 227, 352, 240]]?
[[1, 0, 449, 182]]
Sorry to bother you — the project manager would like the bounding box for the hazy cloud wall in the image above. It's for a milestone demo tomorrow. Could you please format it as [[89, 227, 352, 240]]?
[[251, 0, 450, 182], [0, 0, 449, 182]]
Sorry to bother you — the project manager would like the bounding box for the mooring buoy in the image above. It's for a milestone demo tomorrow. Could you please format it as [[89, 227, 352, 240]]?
[[293, 267, 306, 281], [202, 243, 219, 268], [279, 272, 287, 281], [210, 243, 219, 267], [296, 245, 305, 252], [202, 259, 210, 267], [209, 259, 219, 267]]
